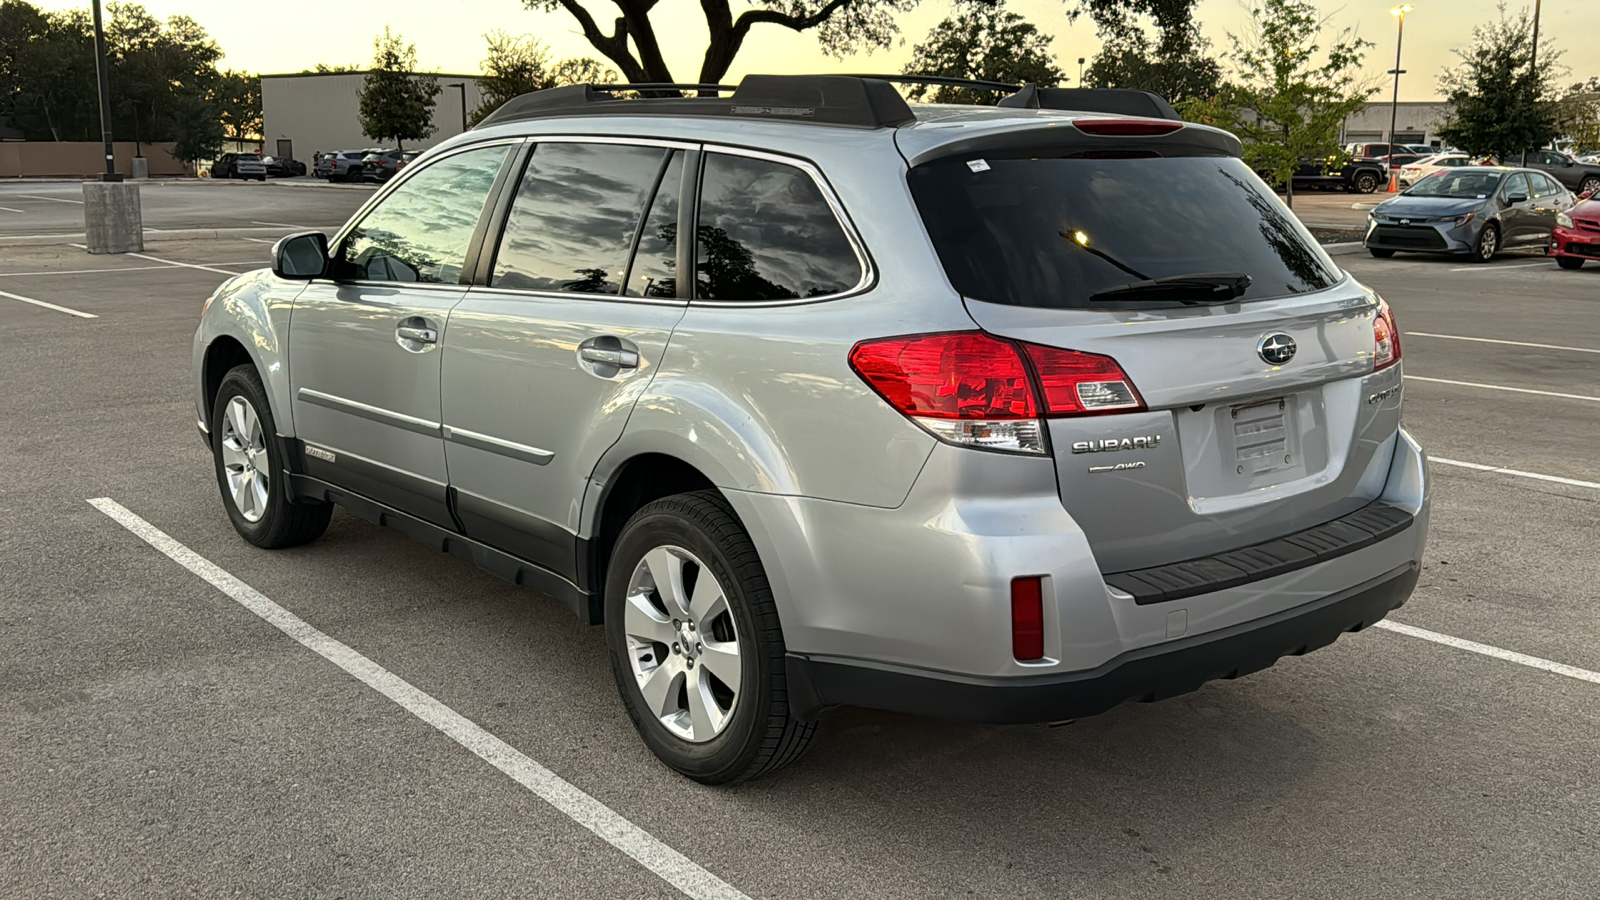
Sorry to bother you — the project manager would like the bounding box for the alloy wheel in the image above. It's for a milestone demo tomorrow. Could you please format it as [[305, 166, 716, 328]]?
[[218, 396, 270, 523], [622, 545, 742, 743], [1479, 227, 1498, 260]]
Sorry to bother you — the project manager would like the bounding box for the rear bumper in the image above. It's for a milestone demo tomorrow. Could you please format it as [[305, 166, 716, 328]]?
[[788, 561, 1417, 724]]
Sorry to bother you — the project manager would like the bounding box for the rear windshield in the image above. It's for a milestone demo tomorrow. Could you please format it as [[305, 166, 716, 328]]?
[[909, 154, 1340, 309]]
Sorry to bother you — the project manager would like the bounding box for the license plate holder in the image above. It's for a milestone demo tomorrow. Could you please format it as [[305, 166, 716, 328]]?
[[1230, 397, 1293, 476]]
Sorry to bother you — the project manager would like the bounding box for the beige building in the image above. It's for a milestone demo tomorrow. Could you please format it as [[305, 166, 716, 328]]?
[[260, 71, 487, 162], [1341, 100, 1452, 147]]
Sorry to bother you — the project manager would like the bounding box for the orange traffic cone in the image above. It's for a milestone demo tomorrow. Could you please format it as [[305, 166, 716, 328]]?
[[1387, 171, 1399, 193]]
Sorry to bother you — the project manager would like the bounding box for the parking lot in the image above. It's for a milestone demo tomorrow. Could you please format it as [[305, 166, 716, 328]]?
[[2, 185, 1598, 899]]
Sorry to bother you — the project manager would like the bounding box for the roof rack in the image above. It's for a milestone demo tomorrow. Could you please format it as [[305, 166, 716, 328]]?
[[842, 74, 1022, 93], [999, 85, 1182, 121], [478, 75, 915, 129]]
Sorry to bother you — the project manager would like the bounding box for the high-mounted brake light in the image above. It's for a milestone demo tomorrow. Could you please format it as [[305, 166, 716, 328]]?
[[1373, 299, 1401, 371], [848, 331, 1146, 455], [1071, 118, 1185, 137]]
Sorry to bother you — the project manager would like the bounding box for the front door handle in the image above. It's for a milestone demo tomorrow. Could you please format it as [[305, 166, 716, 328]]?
[[397, 325, 437, 344], [579, 347, 640, 368]]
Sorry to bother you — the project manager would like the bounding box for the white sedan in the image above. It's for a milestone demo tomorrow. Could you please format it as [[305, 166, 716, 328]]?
[[1398, 153, 1473, 187]]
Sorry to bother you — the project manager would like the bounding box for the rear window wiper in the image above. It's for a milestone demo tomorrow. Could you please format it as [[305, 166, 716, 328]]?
[[1088, 272, 1253, 305]]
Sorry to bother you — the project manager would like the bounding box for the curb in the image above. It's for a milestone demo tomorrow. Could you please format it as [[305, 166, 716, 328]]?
[[1322, 241, 1367, 256]]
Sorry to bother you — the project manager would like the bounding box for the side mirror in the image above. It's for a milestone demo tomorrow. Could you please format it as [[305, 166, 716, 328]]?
[[273, 231, 329, 279], [1507, 193, 1529, 205]]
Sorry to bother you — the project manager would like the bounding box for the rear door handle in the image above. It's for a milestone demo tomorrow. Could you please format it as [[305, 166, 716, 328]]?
[[397, 325, 437, 344], [579, 347, 639, 368]]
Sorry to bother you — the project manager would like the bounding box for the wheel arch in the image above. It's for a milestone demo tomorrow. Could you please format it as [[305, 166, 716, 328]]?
[[581, 451, 721, 612]]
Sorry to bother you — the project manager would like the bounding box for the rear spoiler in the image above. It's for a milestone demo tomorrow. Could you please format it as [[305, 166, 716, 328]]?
[[998, 85, 1181, 121]]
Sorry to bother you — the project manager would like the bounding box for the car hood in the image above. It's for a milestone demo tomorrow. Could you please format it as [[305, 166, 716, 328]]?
[[1375, 196, 1486, 218], [1570, 198, 1600, 219]]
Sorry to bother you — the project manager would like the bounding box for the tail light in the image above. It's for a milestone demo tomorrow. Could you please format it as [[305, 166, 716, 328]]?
[[1072, 118, 1185, 137], [1011, 577, 1046, 661], [848, 331, 1145, 455], [1374, 299, 1401, 371]]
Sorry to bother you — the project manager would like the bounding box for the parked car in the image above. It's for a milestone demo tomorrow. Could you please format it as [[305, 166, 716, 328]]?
[[192, 76, 1429, 783], [1551, 189, 1600, 269], [212, 152, 267, 181], [1288, 154, 1385, 193], [359, 149, 408, 182], [263, 155, 307, 177], [1397, 153, 1472, 187], [1523, 148, 1600, 198], [1365, 166, 1575, 262], [315, 149, 374, 182], [1402, 143, 1438, 155]]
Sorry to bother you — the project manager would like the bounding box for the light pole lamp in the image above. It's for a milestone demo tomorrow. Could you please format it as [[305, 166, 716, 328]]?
[[447, 82, 467, 134], [1386, 5, 1413, 191]]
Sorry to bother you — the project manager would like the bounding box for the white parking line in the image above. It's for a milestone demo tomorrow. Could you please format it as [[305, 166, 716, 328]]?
[[1446, 262, 1552, 272], [1406, 376, 1600, 403], [241, 237, 276, 244], [1406, 332, 1600, 355], [1429, 457, 1600, 491], [0, 206, 23, 213], [19, 194, 84, 204], [1376, 621, 1600, 686], [251, 220, 307, 228], [0, 265, 178, 278], [126, 252, 242, 277], [87, 498, 752, 900], [0, 287, 97, 318]]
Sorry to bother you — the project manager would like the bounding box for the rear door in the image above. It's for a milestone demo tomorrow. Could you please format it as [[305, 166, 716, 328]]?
[[439, 140, 689, 579], [906, 140, 1400, 573], [288, 141, 515, 526]]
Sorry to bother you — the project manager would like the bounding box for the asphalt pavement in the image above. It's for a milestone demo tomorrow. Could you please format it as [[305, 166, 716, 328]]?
[[0, 178, 371, 238], [1, 192, 1597, 899]]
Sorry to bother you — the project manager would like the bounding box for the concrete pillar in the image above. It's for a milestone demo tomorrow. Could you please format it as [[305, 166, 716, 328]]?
[[82, 180, 143, 254]]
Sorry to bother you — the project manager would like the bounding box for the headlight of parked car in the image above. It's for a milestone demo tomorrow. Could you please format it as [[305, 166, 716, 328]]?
[[1557, 211, 1574, 228], [1453, 213, 1476, 227]]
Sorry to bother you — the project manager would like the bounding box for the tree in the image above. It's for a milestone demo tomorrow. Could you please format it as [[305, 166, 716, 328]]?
[[0, 1, 98, 141], [215, 70, 261, 143], [901, 0, 1063, 104], [1435, 4, 1562, 161], [169, 92, 225, 167], [1181, 0, 1376, 208], [523, 0, 916, 88], [469, 31, 614, 125], [1072, 0, 1219, 105], [357, 28, 439, 150], [1556, 77, 1600, 155], [108, 5, 224, 153]]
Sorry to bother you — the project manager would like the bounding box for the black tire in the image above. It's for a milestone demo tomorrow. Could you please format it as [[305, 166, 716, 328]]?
[[1471, 223, 1500, 263], [1354, 172, 1380, 193], [211, 364, 332, 549], [1369, 247, 1396, 258], [1557, 256, 1585, 270], [605, 490, 816, 784]]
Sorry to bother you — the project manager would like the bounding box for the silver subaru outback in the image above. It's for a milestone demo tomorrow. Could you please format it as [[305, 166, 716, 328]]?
[[191, 76, 1429, 783]]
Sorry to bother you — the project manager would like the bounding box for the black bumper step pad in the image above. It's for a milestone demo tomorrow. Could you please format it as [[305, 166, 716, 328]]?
[[1105, 501, 1416, 605]]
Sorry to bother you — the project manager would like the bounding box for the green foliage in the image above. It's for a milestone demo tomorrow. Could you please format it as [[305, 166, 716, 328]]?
[[1181, 0, 1375, 207], [169, 92, 225, 163], [1072, 0, 1218, 104], [214, 70, 261, 141], [1435, 4, 1563, 160], [523, 0, 916, 86], [357, 28, 439, 150], [0, 1, 98, 140], [469, 31, 614, 126], [901, 0, 1063, 104], [1557, 78, 1600, 155]]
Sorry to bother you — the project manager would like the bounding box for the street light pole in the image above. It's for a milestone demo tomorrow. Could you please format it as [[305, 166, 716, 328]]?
[[447, 82, 467, 134], [1078, 58, 1086, 86], [1524, 0, 1541, 165], [90, 0, 121, 182], [1386, 5, 1412, 192]]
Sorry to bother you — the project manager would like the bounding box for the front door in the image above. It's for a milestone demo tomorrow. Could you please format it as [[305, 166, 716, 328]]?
[[289, 141, 515, 526], [1498, 173, 1534, 245], [441, 141, 690, 579]]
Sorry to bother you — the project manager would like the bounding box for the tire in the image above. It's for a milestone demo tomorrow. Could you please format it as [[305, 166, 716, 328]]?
[[605, 490, 816, 784], [1557, 256, 1585, 269], [1471, 223, 1500, 263], [1580, 176, 1600, 197], [211, 365, 332, 549], [1369, 247, 1396, 258], [1354, 172, 1379, 193]]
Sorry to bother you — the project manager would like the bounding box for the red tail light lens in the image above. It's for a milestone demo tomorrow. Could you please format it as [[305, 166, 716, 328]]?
[[848, 331, 1036, 419], [1011, 577, 1045, 661], [1374, 299, 1401, 370], [1021, 343, 1146, 416], [1072, 118, 1185, 137]]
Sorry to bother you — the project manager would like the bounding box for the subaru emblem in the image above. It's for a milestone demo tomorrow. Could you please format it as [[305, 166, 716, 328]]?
[[1258, 333, 1297, 365]]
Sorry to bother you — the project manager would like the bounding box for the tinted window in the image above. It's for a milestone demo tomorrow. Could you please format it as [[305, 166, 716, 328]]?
[[626, 151, 682, 298], [1530, 173, 1560, 197], [1503, 173, 1530, 200], [336, 143, 509, 284], [695, 153, 860, 301], [909, 154, 1339, 309], [492, 142, 668, 294]]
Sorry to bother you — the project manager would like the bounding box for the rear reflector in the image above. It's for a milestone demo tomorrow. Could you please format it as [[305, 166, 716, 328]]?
[[1011, 577, 1045, 661], [1072, 118, 1185, 137]]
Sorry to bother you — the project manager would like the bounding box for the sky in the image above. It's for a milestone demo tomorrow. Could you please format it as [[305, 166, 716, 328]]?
[[31, 0, 1600, 102]]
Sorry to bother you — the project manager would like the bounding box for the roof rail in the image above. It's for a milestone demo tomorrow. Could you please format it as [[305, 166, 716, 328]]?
[[587, 83, 736, 95], [842, 74, 1022, 93], [477, 75, 915, 129], [999, 85, 1182, 121]]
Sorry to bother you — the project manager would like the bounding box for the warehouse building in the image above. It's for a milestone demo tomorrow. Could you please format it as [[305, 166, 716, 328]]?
[[1340, 100, 1452, 147], [260, 71, 487, 163]]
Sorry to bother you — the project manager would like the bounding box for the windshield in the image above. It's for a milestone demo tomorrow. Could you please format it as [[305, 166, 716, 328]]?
[[908, 154, 1340, 309], [1405, 171, 1503, 198]]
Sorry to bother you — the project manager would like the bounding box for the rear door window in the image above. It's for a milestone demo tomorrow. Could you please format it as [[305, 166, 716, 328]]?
[[694, 153, 861, 301], [492, 142, 669, 295], [1503, 173, 1531, 200], [909, 153, 1339, 309], [626, 151, 683, 298]]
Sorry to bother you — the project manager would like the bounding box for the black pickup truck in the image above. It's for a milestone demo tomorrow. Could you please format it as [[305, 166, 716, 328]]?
[[1289, 155, 1388, 194]]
